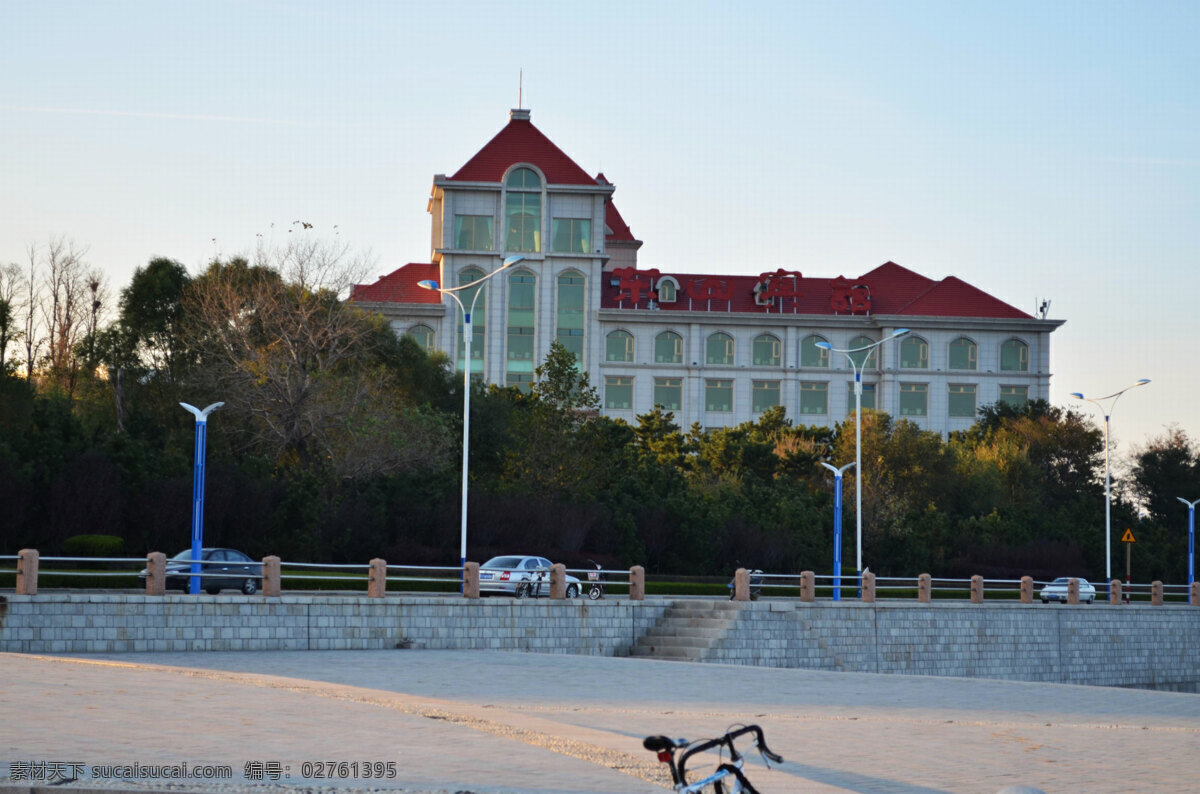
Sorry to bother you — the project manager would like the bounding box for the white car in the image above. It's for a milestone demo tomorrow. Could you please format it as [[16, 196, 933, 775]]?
[[479, 555, 581, 598], [1039, 577, 1096, 604]]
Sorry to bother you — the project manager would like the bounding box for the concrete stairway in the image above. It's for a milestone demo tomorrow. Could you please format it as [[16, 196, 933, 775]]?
[[629, 599, 744, 661]]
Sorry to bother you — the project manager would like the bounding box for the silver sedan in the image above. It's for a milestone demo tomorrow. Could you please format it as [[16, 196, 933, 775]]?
[[479, 555, 581, 598], [1039, 577, 1096, 604]]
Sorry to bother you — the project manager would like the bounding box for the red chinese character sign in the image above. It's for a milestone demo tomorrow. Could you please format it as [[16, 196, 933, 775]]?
[[755, 269, 803, 311], [612, 266, 660, 306], [684, 277, 732, 309], [829, 277, 871, 314]]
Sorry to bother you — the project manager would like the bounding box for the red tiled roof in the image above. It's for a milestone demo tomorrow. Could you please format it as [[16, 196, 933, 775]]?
[[349, 263, 441, 304], [894, 276, 1033, 319], [605, 200, 635, 242], [448, 116, 596, 185]]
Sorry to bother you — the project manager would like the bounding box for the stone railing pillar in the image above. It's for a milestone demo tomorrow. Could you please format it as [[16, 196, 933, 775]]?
[[861, 571, 876, 603], [733, 568, 750, 601], [145, 552, 166, 596], [629, 565, 645, 601], [1151, 580, 1163, 606], [1110, 579, 1122, 605], [367, 558, 387, 598], [1191, 581, 1199, 606], [16, 549, 38, 595], [262, 556, 281, 597], [917, 573, 931, 603], [799, 570, 815, 602], [1020, 576, 1033, 604], [463, 562, 480, 599], [970, 575, 984, 603], [1067, 578, 1080, 605], [550, 563, 566, 599]]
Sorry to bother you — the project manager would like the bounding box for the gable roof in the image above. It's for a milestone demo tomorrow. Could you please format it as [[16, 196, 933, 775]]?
[[349, 263, 440, 304], [448, 112, 596, 185]]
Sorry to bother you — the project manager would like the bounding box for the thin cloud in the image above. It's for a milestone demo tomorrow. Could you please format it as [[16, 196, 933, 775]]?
[[0, 104, 315, 126]]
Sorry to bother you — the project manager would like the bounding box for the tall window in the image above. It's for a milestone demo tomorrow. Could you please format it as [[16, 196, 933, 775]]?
[[453, 215, 493, 251], [506, 270, 536, 385], [848, 335, 878, 369], [706, 332, 734, 365], [948, 337, 977, 370], [801, 335, 829, 368], [899, 383, 928, 416], [556, 272, 585, 367], [606, 330, 634, 362], [706, 379, 733, 412], [753, 334, 781, 366], [752, 381, 780, 413], [1000, 339, 1029, 372], [948, 384, 976, 417], [654, 377, 682, 410], [655, 331, 683, 364], [999, 385, 1029, 406], [605, 376, 633, 409], [456, 268, 485, 375], [900, 336, 928, 369], [800, 382, 828, 415], [552, 218, 591, 253], [505, 167, 541, 252], [846, 383, 877, 414], [406, 324, 435, 352]]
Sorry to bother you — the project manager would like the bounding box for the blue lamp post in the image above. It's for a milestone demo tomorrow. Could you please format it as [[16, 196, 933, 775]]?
[[180, 401, 223, 594], [821, 461, 856, 601], [1179, 497, 1199, 589]]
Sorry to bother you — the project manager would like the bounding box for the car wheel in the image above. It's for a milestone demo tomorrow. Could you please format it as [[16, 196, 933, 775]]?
[[205, 586, 221, 595], [566, 583, 579, 599], [1087, 596, 1094, 604], [242, 578, 258, 595]]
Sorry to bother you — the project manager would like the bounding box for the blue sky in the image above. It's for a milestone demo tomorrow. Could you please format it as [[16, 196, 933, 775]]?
[[2, 0, 1197, 457]]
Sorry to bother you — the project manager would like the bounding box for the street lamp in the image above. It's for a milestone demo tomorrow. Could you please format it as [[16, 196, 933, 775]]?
[[180, 401, 223, 595], [816, 328, 908, 595], [419, 254, 525, 579], [1178, 497, 1199, 589], [1069, 379, 1150, 588], [820, 461, 855, 602]]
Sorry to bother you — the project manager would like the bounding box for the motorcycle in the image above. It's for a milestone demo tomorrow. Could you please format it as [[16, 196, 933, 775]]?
[[586, 559, 605, 600], [727, 567, 763, 601]]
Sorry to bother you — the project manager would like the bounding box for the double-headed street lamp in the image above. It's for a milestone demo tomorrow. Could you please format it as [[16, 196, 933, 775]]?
[[1179, 497, 1199, 590], [1069, 379, 1150, 587], [419, 255, 525, 577], [180, 401, 223, 595], [820, 461, 855, 602], [815, 328, 908, 593]]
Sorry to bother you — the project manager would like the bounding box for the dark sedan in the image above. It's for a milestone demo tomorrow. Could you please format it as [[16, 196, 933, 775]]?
[[139, 548, 262, 595]]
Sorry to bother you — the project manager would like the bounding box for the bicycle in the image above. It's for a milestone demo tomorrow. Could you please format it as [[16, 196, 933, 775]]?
[[643, 723, 783, 793]]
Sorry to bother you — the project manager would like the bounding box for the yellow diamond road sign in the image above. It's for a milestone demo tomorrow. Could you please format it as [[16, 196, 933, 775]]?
[[1121, 528, 1137, 543]]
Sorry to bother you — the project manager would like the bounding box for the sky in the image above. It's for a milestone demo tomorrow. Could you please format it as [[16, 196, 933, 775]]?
[[2, 0, 1197, 457]]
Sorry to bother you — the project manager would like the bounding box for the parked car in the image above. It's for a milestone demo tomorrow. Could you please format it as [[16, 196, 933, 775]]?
[[1039, 577, 1096, 604], [138, 548, 262, 595], [479, 555, 581, 598]]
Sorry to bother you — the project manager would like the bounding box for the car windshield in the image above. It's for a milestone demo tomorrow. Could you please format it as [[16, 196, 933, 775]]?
[[171, 549, 204, 561], [482, 556, 524, 569]]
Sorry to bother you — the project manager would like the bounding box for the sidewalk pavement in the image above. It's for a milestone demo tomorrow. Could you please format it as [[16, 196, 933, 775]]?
[[2, 649, 1199, 793]]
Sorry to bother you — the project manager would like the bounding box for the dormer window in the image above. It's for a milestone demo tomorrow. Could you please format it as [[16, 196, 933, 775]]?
[[657, 277, 678, 303], [505, 167, 542, 252]]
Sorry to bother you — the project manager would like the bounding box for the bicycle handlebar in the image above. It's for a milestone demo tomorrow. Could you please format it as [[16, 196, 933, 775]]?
[[657, 724, 781, 791]]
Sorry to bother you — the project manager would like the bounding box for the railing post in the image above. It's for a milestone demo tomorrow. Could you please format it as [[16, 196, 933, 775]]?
[[1067, 578, 1080, 605], [463, 562, 480, 599], [16, 549, 38, 595], [799, 570, 815, 602], [262, 556, 281, 597], [146, 552, 166, 596], [550, 563, 566, 599], [970, 575, 984, 603], [1191, 581, 1199, 606], [917, 573, 931, 603], [629, 565, 645, 601], [1020, 576, 1033, 604], [1151, 580, 1163, 606], [367, 558, 387, 598], [861, 571, 876, 603], [1110, 579, 1122, 605], [733, 568, 750, 601]]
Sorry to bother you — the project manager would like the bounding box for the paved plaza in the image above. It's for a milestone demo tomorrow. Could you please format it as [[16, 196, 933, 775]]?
[[2, 649, 1199, 793]]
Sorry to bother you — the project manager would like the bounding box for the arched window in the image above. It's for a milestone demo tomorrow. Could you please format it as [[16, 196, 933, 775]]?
[[657, 278, 678, 303], [801, 334, 829, 368], [753, 334, 781, 367], [606, 330, 634, 362], [948, 337, 977, 370], [406, 324, 435, 352], [506, 269, 536, 390], [655, 331, 683, 364], [1000, 339, 1029, 372], [457, 268, 486, 375], [848, 335, 878, 369], [706, 332, 734, 365], [505, 167, 541, 253], [556, 272, 585, 368], [900, 336, 929, 369]]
